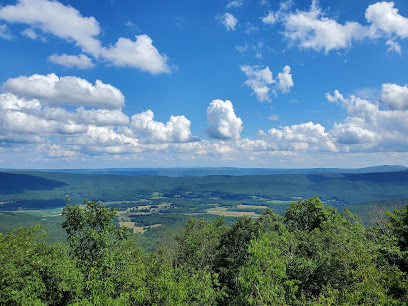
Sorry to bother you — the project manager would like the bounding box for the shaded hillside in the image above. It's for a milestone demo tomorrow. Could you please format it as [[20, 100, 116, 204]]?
[[3, 165, 406, 177], [1, 170, 408, 206], [0, 172, 66, 194]]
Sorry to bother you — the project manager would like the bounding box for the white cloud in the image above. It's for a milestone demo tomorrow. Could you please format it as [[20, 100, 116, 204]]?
[[262, 11, 278, 25], [241, 65, 293, 101], [276, 65, 294, 93], [326, 89, 408, 151], [263, 1, 408, 54], [21, 27, 36, 39], [3, 73, 124, 109], [49, 54, 95, 69], [240, 65, 275, 102], [0, 24, 12, 39], [366, 2, 408, 38], [283, 1, 371, 54], [207, 99, 243, 140], [0, 0, 171, 74], [386, 39, 402, 54], [262, 0, 293, 25], [330, 122, 381, 145], [101, 35, 171, 74], [226, 0, 244, 8], [127, 110, 198, 143], [265, 122, 338, 152], [219, 13, 238, 31], [380, 83, 408, 110], [46, 144, 77, 159], [0, 0, 101, 54]]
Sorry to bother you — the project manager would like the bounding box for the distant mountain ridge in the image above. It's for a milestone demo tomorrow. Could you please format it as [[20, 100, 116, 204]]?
[[1, 165, 406, 177]]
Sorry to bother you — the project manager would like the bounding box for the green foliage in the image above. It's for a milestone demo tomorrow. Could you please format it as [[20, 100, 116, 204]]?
[[175, 217, 227, 269], [0, 226, 82, 305], [1, 196, 408, 305]]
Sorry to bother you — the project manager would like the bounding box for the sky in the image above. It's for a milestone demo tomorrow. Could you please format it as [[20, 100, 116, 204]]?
[[1, 0, 408, 169]]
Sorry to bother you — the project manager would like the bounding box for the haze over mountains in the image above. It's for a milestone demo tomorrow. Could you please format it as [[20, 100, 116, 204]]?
[[1, 165, 406, 177]]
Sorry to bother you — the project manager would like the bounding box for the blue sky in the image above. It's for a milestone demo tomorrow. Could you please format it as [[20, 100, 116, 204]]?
[[1, 0, 408, 168]]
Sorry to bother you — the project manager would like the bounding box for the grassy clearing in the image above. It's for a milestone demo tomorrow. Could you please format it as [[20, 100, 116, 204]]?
[[266, 200, 293, 205], [237, 204, 269, 210], [206, 207, 259, 217]]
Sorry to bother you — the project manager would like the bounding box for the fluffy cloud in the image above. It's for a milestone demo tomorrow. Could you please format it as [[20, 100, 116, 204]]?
[[219, 13, 238, 31], [380, 83, 408, 110], [276, 65, 294, 93], [240, 65, 275, 102], [330, 122, 381, 145], [207, 99, 243, 140], [264, 122, 338, 152], [0, 0, 171, 74], [240, 65, 293, 101], [127, 110, 198, 143], [263, 1, 408, 54], [366, 2, 408, 38], [3, 73, 124, 109], [0, 0, 101, 54], [283, 1, 371, 54], [326, 88, 408, 151], [48, 54, 95, 69], [101, 35, 171, 74]]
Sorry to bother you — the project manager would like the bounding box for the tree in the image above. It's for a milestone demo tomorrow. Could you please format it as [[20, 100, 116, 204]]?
[[62, 200, 132, 301], [0, 226, 82, 305]]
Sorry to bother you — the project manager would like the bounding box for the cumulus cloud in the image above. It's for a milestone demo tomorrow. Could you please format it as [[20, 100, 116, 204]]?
[[0, 0, 171, 74], [3, 73, 124, 109], [330, 122, 381, 145], [240, 65, 293, 101], [127, 110, 198, 143], [0, 24, 12, 39], [366, 2, 408, 38], [240, 65, 275, 102], [101, 35, 171, 74], [219, 13, 238, 31], [263, 1, 408, 54], [207, 99, 243, 140], [283, 1, 371, 54], [326, 88, 408, 151], [264, 122, 338, 152], [276, 65, 294, 93], [380, 83, 408, 110], [49, 54, 95, 69]]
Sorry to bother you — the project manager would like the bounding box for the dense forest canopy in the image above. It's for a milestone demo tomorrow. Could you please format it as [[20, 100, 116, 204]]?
[[1, 197, 408, 305]]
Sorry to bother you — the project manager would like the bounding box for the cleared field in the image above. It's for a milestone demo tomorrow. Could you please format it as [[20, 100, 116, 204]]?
[[206, 207, 259, 217], [12, 208, 63, 218], [237, 204, 269, 210], [266, 200, 293, 205]]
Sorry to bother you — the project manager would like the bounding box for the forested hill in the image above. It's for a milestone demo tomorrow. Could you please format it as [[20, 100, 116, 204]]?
[[1, 165, 406, 177], [1, 170, 408, 206]]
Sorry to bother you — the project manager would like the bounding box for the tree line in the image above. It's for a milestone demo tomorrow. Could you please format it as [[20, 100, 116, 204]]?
[[1, 197, 407, 305]]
